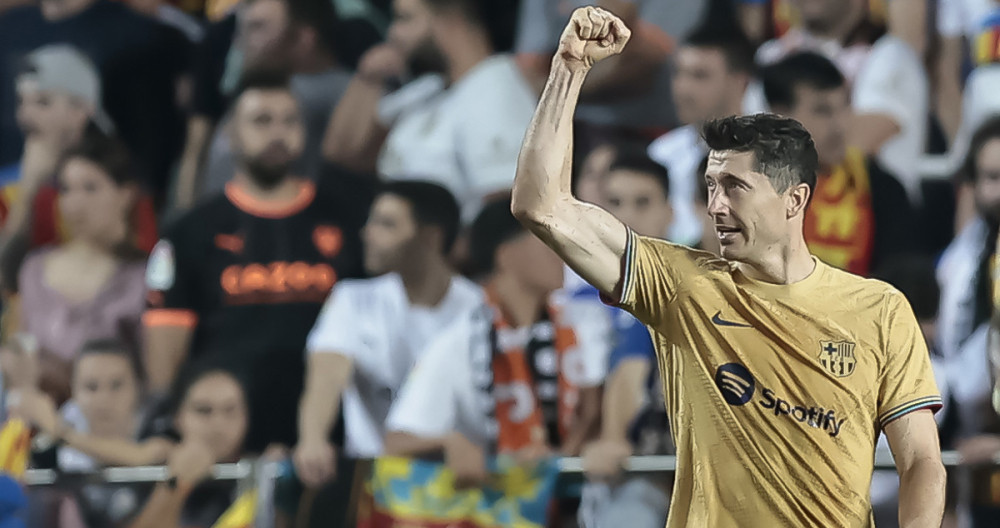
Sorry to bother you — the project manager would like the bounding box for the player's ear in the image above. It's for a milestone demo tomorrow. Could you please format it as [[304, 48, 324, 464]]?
[[786, 182, 810, 218]]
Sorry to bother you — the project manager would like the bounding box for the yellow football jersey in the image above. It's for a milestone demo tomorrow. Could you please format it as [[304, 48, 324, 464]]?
[[615, 231, 941, 528]]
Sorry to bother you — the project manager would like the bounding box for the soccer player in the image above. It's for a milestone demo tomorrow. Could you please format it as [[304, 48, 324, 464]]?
[[512, 7, 945, 527]]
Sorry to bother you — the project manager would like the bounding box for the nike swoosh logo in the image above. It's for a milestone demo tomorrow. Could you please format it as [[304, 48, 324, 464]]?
[[712, 311, 752, 328]]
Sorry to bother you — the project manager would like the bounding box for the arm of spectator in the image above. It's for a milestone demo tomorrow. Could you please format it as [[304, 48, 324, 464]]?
[[0, 138, 61, 293], [128, 441, 214, 528], [143, 324, 195, 396], [582, 357, 647, 478], [293, 352, 350, 488], [847, 114, 901, 156], [886, 0, 927, 57], [144, 234, 200, 394], [511, 8, 631, 296], [172, 116, 215, 211], [579, 0, 671, 102], [560, 385, 601, 457], [886, 410, 946, 527], [321, 44, 403, 172], [933, 36, 964, 144]]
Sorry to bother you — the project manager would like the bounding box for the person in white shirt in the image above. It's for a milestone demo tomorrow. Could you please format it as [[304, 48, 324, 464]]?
[[754, 0, 929, 199], [324, 0, 535, 222], [292, 181, 483, 488], [647, 28, 754, 246], [384, 198, 609, 486], [934, 0, 997, 143]]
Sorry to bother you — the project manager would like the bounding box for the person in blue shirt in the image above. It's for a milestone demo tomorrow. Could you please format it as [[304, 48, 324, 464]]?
[[575, 143, 676, 528]]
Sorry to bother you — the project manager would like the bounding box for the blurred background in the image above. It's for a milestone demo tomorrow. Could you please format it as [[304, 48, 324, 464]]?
[[0, 0, 997, 526]]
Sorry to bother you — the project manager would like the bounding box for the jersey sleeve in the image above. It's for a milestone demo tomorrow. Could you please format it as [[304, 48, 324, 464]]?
[[142, 225, 200, 330], [876, 290, 943, 429], [612, 229, 708, 328], [305, 282, 362, 357], [385, 320, 469, 438]]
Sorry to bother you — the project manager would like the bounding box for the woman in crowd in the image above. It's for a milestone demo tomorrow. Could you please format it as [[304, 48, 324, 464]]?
[[14, 135, 147, 405], [11, 363, 251, 527]]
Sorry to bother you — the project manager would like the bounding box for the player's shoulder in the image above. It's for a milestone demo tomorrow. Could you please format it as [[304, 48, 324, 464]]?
[[819, 262, 905, 306], [634, 234, 733, 273]]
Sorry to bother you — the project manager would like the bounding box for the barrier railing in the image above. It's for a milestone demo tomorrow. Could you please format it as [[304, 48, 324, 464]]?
[[16, 449, 983, 528]]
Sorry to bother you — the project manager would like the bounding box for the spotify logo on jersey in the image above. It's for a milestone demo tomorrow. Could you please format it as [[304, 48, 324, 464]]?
[[715, 363, 755, 406]]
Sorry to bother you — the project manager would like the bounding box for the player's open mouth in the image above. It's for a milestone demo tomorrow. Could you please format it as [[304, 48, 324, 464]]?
[[715, 225, 741, 243]]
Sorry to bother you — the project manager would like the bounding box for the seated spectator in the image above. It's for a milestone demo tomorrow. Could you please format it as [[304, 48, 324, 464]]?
[[324, 0, 536, 222], [762, 51, 916, 276], [144, 71, 364, 454], [294, 181, 482, 489], [577, 147, 673, 528], [514, 0, 692, 132], [14, 136, 147, 405], [384, 198, 609, 484], [187, 0, 356, 204], [753, 0, 929, 198], [0, 45, 157, 294], [0, 0, 192, 204], [647, 27, 754, 246], [9, 339, 147, 527]]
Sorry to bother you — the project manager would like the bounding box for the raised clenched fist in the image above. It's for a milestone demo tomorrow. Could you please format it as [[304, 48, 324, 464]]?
[[557, 7, 632, 72]]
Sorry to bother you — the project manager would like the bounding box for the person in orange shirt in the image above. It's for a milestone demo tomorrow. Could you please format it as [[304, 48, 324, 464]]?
[[761, 51, 916, 276]]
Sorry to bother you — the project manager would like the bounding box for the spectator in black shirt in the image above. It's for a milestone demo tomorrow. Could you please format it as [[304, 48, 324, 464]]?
[[0, 0, 191, 205], [144, 71, 364, 452]]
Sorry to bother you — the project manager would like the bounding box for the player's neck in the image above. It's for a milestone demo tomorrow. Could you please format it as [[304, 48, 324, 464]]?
[[399, 254, 454, 307], [738, 237, 816, 285], [488, 274, 547, 328]]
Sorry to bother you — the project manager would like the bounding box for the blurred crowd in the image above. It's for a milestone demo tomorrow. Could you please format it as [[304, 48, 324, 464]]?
[[0, 0, 999, 527]]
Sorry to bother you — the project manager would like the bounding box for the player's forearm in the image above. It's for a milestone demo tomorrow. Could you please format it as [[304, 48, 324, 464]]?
[[511, 59, 587, 222], [322, 77, 389, 172], [897, 457, 946, 527], [297, 354, 351, 443]]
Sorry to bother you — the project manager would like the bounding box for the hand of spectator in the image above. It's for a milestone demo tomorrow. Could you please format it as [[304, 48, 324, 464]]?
[[357, 44, 407, 85], [957, 435, 1000, 465], [513, 441, 553, 468], [444, 432, 489, 489], [0, 338, 38, 391], [558, 6, 632, 72], [7, 387, 59, 436], [167, 440, 215, 487], [20, 137, 63, 191], [292, 438, 336, 488], [581, 438, 632, 480]]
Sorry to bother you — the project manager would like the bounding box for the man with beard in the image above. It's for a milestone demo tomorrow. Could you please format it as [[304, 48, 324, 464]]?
[[323, 0, 535, 222], [646, 27, 754, 247], [143, 72, 364, 453]]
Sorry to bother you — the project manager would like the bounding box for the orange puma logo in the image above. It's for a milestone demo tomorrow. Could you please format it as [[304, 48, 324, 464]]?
[[312, 226, 342, 258]]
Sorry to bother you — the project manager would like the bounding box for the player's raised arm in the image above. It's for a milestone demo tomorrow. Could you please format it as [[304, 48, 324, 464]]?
[[511, 7, 631, 296]]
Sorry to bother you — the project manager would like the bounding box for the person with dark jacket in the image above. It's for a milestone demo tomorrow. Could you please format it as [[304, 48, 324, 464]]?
[[762, 50, 915, 276]]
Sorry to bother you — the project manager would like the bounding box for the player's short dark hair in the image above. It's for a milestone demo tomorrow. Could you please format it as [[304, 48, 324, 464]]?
[[960, 115, 1000, 184], [234, 68, 293, 100], [761, 51, 845, 110], [701, 114, 818, 195], [872, 257, 940, 321], [683, 25, 756, 75], [469, 195, 524, 276], [379, 180, 461, 254], [607, 143, 670, 199], [422, 0, 518, 52]]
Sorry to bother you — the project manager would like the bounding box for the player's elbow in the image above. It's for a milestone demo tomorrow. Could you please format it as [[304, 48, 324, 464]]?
[[510, 193, 547, 227]]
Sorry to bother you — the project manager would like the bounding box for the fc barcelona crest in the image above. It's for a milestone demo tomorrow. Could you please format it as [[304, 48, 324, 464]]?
[[819, 341, 857, 378]]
